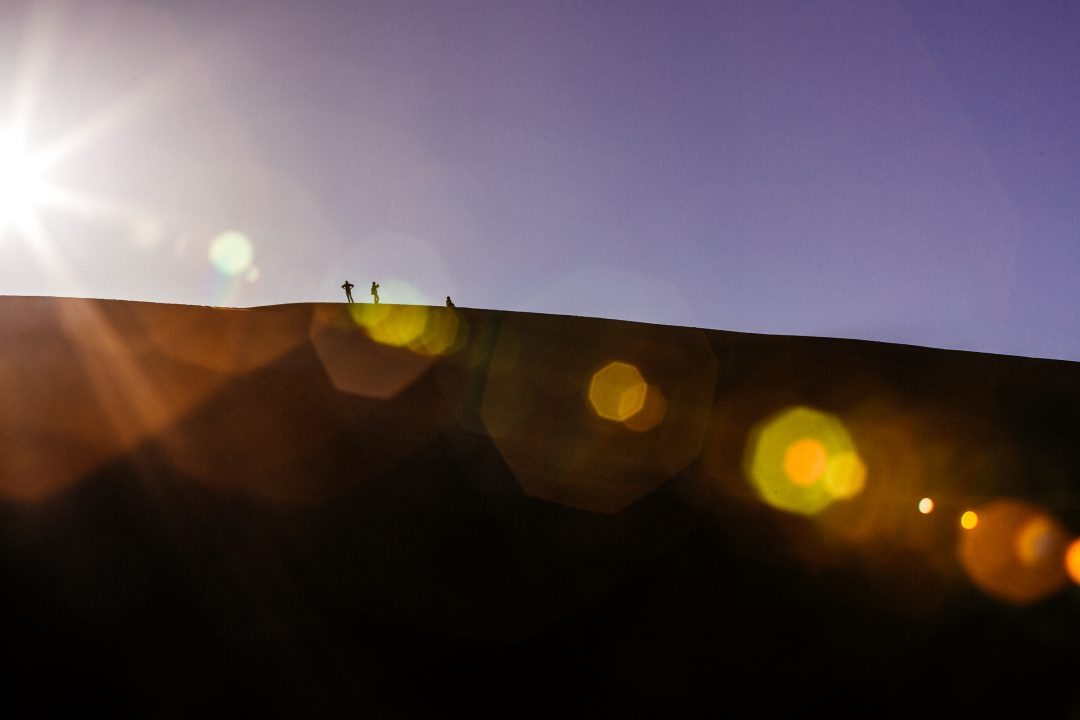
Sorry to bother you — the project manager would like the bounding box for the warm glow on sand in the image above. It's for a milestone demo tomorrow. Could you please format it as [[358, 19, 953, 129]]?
[[960, 511, 978, 530], [958, 500, 1069, 605], [1066, 539, 1080, 585], [918, 497, 934, 514]]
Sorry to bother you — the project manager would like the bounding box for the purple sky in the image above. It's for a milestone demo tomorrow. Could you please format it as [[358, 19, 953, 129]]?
[[1, 0, 1078, 361]]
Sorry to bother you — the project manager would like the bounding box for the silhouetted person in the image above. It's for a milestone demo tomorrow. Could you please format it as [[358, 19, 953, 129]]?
[[371, 281, 380, 304], [341, 280, 355, 303], [446, 296, 455, 307]]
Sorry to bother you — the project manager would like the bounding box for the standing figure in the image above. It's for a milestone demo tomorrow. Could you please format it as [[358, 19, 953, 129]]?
[[446, 296, 455, 307], [341, 280, 355, 303], [371, 281, 380, 304]]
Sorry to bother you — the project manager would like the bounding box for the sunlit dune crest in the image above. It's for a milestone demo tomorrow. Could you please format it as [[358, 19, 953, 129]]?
[[139, 301, 308, 376]]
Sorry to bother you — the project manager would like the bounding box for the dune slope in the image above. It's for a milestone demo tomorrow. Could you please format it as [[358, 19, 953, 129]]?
[[1, 296, 1078, 716]]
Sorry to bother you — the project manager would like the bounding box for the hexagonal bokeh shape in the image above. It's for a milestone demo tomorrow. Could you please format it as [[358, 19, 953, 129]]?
[[589, 361, 647, 422], [480, 312, 718, 514], [309, 304, 439, 400]]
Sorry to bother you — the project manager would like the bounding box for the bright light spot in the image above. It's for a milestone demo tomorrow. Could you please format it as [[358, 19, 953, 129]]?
[[348, 302, 466, 357], [918, 497, 934, 514], [783, 438, 827, 486], [1066, 539, 1080, 585], [208, 230, 254, 276], [0, 130, 46, 227], [372, 305, 426, 346], [589, 361, 647, 422], [960, 511, 978, 530]]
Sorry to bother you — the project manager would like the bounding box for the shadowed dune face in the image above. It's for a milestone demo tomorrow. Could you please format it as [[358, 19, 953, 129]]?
[[479, 312, 718, 514], [1, 297, 1080, 715]]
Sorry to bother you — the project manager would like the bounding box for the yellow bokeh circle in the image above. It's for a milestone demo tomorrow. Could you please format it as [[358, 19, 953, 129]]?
[[589, 361, 648, 422], [743, 406, 866, 516]]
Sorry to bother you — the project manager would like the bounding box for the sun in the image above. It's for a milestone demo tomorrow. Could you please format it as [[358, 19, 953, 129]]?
[[0, 129, 47, 230]]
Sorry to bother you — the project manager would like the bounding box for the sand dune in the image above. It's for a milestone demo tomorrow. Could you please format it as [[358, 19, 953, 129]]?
[[1, 296, 1078, 716]]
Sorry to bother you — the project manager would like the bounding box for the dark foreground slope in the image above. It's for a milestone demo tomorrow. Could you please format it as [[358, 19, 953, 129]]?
[[1, 296, 1078, 717]]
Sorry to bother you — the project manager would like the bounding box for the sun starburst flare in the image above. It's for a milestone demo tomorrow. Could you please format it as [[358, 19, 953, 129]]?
[[0, 129, 49, 235], [0, 0, 218, 275]]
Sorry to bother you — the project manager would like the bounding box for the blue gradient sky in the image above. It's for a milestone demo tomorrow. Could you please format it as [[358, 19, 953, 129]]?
[[1, 1, 1078, 361]]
